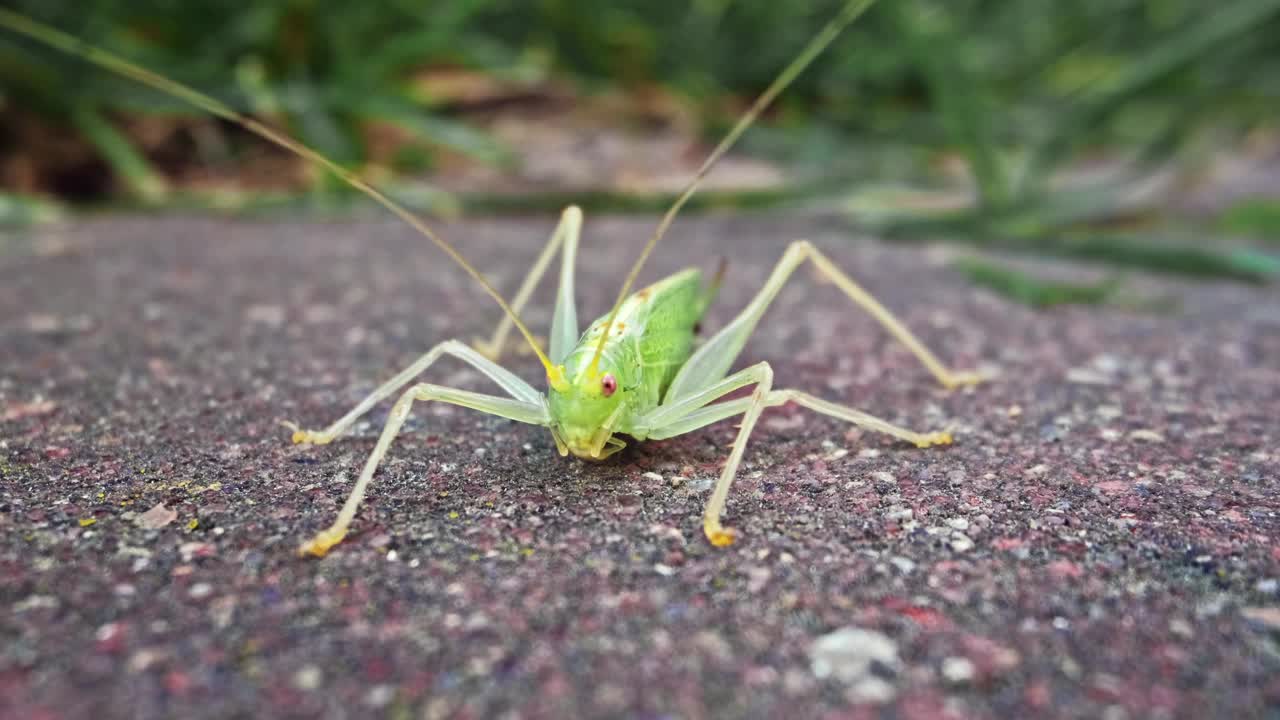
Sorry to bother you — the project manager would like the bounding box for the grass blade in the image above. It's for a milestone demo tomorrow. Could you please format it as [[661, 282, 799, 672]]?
[[1024, 0, 1280, 192], [69, 104, 167, 202], [952, 256, 1120, 308]]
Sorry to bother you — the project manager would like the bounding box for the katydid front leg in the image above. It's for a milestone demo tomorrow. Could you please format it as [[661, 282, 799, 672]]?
[[282, 340, 550, 556], [296, 383, 549, 557]]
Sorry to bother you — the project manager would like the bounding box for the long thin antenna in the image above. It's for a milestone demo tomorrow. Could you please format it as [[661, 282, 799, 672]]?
[[586, 0, 880, 377], [0, 9, 565, 384]]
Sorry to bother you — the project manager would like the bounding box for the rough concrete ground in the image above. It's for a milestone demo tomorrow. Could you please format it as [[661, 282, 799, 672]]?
[[1, 213, 1278, 719]]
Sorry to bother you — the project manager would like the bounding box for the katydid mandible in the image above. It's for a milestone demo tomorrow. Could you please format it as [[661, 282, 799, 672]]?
[[0, 0, 986, 558]]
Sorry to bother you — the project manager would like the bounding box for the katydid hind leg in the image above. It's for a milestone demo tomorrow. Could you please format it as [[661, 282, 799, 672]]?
[[298, 384, 549, 557], [665, 240, 986, 403], [283, 339, 542, 445], [474, 205, 582, 363]]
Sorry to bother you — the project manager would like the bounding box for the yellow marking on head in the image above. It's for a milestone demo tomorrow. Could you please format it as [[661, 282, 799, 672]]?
[[546, 364, 570, 393]]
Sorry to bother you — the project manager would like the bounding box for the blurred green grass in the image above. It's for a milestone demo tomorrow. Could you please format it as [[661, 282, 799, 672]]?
[[2, 0, 1279, 299], [5, 1, 1277, 192]]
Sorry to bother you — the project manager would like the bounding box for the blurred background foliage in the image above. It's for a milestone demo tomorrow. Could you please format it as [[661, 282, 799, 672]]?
[[1, 0, 1279, 300]]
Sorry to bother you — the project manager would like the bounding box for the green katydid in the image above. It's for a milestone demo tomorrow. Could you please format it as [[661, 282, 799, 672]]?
[[0, 0, 986, 558]]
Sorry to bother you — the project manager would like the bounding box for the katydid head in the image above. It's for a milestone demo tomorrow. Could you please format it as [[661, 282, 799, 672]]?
[[547, 360, 628, 460]]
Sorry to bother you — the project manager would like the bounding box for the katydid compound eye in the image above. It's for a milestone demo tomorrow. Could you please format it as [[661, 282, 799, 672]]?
[[601, 374, 617, 397]]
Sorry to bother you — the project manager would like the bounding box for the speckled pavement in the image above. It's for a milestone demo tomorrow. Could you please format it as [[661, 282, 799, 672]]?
[[2, 214, 1278, 719]]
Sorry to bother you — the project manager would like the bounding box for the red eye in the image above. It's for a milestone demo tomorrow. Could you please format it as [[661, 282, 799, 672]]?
[[601, 374, 617, 397]]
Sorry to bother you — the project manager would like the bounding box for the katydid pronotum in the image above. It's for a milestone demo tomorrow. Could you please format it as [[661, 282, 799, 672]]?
[[1, 0, 986, 557]]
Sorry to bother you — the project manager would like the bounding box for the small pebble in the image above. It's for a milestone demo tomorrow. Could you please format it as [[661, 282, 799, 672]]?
[[364, 685, 395, 708], [884, 506, 913, 522], [941, 656, 976, 685], [1129, 429, 1165, 443], [293, 665, 323, 690], [1241, 606, 1280, 630], [1066, 367, 1111, 385], [949, 533, 975, 553], [809, 627, 900, 704], [135, 503, 177, 530], [746, 566, 772, 594]]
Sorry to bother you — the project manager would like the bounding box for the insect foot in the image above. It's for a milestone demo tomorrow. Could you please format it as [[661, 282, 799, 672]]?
[[943, 370, 993, 390], [298, 528, 346, 557], [280, 420, 333, 445], [913, 431, 953, 448], [705, 523, 739, 547]]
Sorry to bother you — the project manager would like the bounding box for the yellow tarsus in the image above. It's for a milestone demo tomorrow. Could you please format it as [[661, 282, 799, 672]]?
[[280, 420, 330, 445], [705, 524, 738, 547], [298, 528, 346, 557], [914, 431, 953, 448], [942, 370, 990, 390]]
